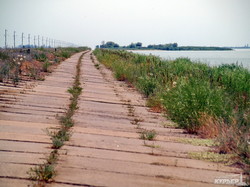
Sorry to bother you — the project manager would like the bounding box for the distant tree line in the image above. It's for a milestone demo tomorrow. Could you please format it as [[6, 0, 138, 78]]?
[[96, 41, 232, 51]]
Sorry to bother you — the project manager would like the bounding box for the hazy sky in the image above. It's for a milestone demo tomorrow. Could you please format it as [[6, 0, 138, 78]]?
[[0, 0, 250, 48]]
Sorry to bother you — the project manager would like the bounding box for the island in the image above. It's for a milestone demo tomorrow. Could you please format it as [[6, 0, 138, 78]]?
[[96, 41, 232, 51]]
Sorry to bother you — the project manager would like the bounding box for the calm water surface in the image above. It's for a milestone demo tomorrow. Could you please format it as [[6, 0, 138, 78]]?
[[132, 49, 250, 70]]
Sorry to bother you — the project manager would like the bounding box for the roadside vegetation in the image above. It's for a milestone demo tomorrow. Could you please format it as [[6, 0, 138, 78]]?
[[0, 47, 87, 85], [94, 49, 250, 176]]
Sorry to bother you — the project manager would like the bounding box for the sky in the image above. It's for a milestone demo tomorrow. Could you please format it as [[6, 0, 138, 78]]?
[[0, 0, 250, 48]]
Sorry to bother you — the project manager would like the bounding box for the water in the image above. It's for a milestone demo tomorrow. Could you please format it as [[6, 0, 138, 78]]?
[[131, 49, 250, 70]]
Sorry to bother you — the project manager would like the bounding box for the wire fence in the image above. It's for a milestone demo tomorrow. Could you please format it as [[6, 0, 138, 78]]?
[[0, 29, 78, 49]]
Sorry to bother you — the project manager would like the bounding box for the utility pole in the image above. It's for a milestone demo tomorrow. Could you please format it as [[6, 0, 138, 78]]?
[[28, 34, 30, 47], [42, 36, 44, 47], [5, 29, 7, 49], [38, 35, 40, 48], [21, 32, 24, 48], [13, 31, 16, 48], [34, 35, 36, 48]]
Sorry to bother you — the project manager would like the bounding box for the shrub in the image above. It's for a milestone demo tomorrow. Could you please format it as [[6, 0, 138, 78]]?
[[42, 61, 51, 72], [60, 51, 70, 58], [162, 78, 231, 133], [0, 63, 10, 82], [113, 61, 127, 81], [215, 122, 250, 176], [0, 51, 9, 60], [137, 76, 157, 97], [35, 53, 48, 62]]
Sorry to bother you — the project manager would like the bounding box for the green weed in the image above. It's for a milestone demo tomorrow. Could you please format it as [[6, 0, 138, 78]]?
[[35, 53, 48, 62], [28, 163, 56, 182], [140, 129, 157, 141], [176, 137, 216, 147], [188, 151, 235, 164], [42, 61, 51, 72]]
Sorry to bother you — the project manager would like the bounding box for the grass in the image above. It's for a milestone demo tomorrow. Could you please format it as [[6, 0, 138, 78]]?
[[160, 121, 179, 128], [144, 143, 160, 149], [28, 163, 56, 183], [35, 53, 48, 62], [42, 61, 51, 72], [28, 50, 88, 185], [188, 151, 235, 164], [94, 49, 250, 174], [175, 137, 217, 147], [140, 129, 157, 141]]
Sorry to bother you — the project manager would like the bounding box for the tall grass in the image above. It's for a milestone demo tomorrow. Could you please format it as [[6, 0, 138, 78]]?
[[94, 49, 250, 174]]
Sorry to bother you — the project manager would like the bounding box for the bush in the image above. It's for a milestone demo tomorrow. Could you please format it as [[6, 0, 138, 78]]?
[[35, 53, 48, 62], [137, 76, 157, 97], [162, 78, 231, 132], [0, 51, 9, 60], [60, 51, 70, 58], [42, 61, 51, 72], [113, 61, 127, 81], [0, 63, 10, 82], [216, 122, 250, 176]]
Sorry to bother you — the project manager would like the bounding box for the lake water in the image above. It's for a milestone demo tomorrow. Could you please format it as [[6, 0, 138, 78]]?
[[131, 49, 250, 70]]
